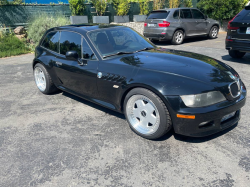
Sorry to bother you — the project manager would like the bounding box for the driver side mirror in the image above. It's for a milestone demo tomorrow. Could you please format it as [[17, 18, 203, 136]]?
[[204, 15, 208, 20], [65, 50, 79, 61]]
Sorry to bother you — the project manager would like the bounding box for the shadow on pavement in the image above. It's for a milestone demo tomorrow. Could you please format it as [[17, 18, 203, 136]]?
[[62, 92, 126, 120], [222, 54, 250, 65], [153, 36, 213, 46]]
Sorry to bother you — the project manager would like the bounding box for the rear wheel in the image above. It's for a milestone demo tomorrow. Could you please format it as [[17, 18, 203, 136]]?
[[124, 88, 172, 140], [171, 30, 184, 45], [229, 50, 246, 58], [208, 26, 218, 39], [34, 63, 58, 94]]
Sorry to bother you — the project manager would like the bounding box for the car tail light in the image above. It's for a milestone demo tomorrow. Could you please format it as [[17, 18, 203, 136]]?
[[144, 23, 147, 27], [158, 21, 170, 27], [226, 39, 233, 42], [227, 14, 239, 30]]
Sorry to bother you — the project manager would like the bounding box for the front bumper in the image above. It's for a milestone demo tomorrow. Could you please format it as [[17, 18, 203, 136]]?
[[165, 88, 247, 137]]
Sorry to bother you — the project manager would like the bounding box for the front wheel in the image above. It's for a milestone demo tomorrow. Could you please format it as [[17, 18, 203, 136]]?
[[124, 88, 172, 140], [34, 63, 58, 94], [208, 26, 218, 39], [229, 50, 246, 58], [171, 30, 184, 45]]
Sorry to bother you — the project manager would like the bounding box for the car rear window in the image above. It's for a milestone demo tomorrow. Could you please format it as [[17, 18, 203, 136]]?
[[234, 9, 250, 21], [147, 11, 170, 19]]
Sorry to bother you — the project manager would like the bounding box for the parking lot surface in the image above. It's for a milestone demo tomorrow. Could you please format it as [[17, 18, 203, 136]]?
[[0, 33, 249, 187]]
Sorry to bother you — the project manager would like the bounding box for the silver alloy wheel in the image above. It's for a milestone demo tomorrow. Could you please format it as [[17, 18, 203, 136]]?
[[211, 27, 218, 38], [34, 67, 46, 92], [126, 95, 160, 135], [175, 32, 183, 43]]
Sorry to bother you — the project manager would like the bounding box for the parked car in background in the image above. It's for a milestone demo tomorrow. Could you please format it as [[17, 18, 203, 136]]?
[[226, 6, 250, 58], [143, 8, 220, 45], [33, 24, 246, 140]]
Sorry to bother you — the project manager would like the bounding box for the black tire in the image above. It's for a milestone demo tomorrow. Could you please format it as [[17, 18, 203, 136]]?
[[124, 88, 172, 140], [171, 30, 184, 45], [229, 50, 246, 58], [33, 63, 58, 94], [208, 26, 219, 39]]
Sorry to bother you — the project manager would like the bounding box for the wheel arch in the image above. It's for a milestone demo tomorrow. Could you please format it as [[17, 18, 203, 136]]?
[[210, 24, 220, 31], [32, 59, 45, 69], [173, 27, 186, 37], [120, 83, 171, 113]]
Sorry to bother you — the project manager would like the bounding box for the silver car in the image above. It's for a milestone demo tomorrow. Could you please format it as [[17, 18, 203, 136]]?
[[143, 8, 220, 44]]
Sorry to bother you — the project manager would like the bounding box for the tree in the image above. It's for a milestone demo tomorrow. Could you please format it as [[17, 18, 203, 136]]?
[[183, 0, 193, 8], [68, 0, 85, 16], [153, 0, 166, 10], [169, 0, 180, 8], [197, 0, 249, 21], [91, 0, 109, 16]]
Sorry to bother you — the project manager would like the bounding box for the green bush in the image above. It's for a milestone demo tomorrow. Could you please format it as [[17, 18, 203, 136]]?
[[0, 31, 30, 58], [183, 0, 193, 8], [198, 0, 249, 21], [139, 0, 150, 15], [91, 0, 110, 16], [27, 13, 70, 47], [68, 0, 85, 16], [113, 0, 130, 16]]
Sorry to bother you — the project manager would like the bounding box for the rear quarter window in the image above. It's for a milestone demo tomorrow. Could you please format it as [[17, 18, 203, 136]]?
[[147, 11, 170, 19], [41, 32, 60, 53]]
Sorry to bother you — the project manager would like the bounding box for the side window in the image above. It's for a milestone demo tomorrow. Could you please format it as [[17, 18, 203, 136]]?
[[82, 39, 97, 60], [41, 32, 59, 52], [191, 9, 205, 19], [173, 10, 179, 19], [60, 31, 81, 57], [181, 9, 193, 19]]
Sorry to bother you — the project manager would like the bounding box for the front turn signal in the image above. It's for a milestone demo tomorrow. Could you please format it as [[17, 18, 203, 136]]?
[[177, 114, 195, 119]]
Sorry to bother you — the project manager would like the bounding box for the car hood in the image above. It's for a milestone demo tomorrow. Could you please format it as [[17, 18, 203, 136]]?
[[119, 48, 237, 87]]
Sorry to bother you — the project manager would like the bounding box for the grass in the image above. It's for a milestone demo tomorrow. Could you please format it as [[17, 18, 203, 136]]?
[[0, 34, 31, 58]]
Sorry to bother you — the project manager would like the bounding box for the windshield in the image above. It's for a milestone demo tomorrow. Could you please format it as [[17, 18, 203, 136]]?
[[88, 27, 154, 57]]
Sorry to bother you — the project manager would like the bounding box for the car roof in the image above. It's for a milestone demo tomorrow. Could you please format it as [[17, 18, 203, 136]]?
[[49, 24, 124, 35], [152, 7, 198, 12]]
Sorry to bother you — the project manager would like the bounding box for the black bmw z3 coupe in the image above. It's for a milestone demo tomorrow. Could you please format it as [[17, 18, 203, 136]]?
[[33, 24, 246, 140]]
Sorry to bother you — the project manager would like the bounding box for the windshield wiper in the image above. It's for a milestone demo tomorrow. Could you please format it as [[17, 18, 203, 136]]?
[[136, 47, 155, 52], [103, 51, 134, 58]]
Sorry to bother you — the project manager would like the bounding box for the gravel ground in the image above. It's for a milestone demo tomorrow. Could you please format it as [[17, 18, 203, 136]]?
[[0, 33, 249, 187]]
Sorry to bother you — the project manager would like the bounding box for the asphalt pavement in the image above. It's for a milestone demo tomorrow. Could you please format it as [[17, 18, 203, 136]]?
[[0, 33, 249, 187]]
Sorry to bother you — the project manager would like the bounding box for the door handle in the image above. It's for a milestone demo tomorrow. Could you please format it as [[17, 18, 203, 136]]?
[[78, 59, 88, 66]]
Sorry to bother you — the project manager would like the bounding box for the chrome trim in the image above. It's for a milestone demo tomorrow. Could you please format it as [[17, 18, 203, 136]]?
[[228, 79, 241, 98]]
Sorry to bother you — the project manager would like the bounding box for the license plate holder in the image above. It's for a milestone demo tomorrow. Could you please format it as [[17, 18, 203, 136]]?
[[246, 27, 250, 34], [221, 111, 236, 122], [148, 24, 155, 27]]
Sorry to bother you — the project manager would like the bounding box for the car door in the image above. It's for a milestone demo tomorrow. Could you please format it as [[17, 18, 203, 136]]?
[[54, 31, 99, 98], [191, 9, 208, 35], [180, 9, 197, 36]]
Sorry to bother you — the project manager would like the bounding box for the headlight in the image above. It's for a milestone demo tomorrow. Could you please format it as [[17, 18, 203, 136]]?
[[180, 91, 226, 107]]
